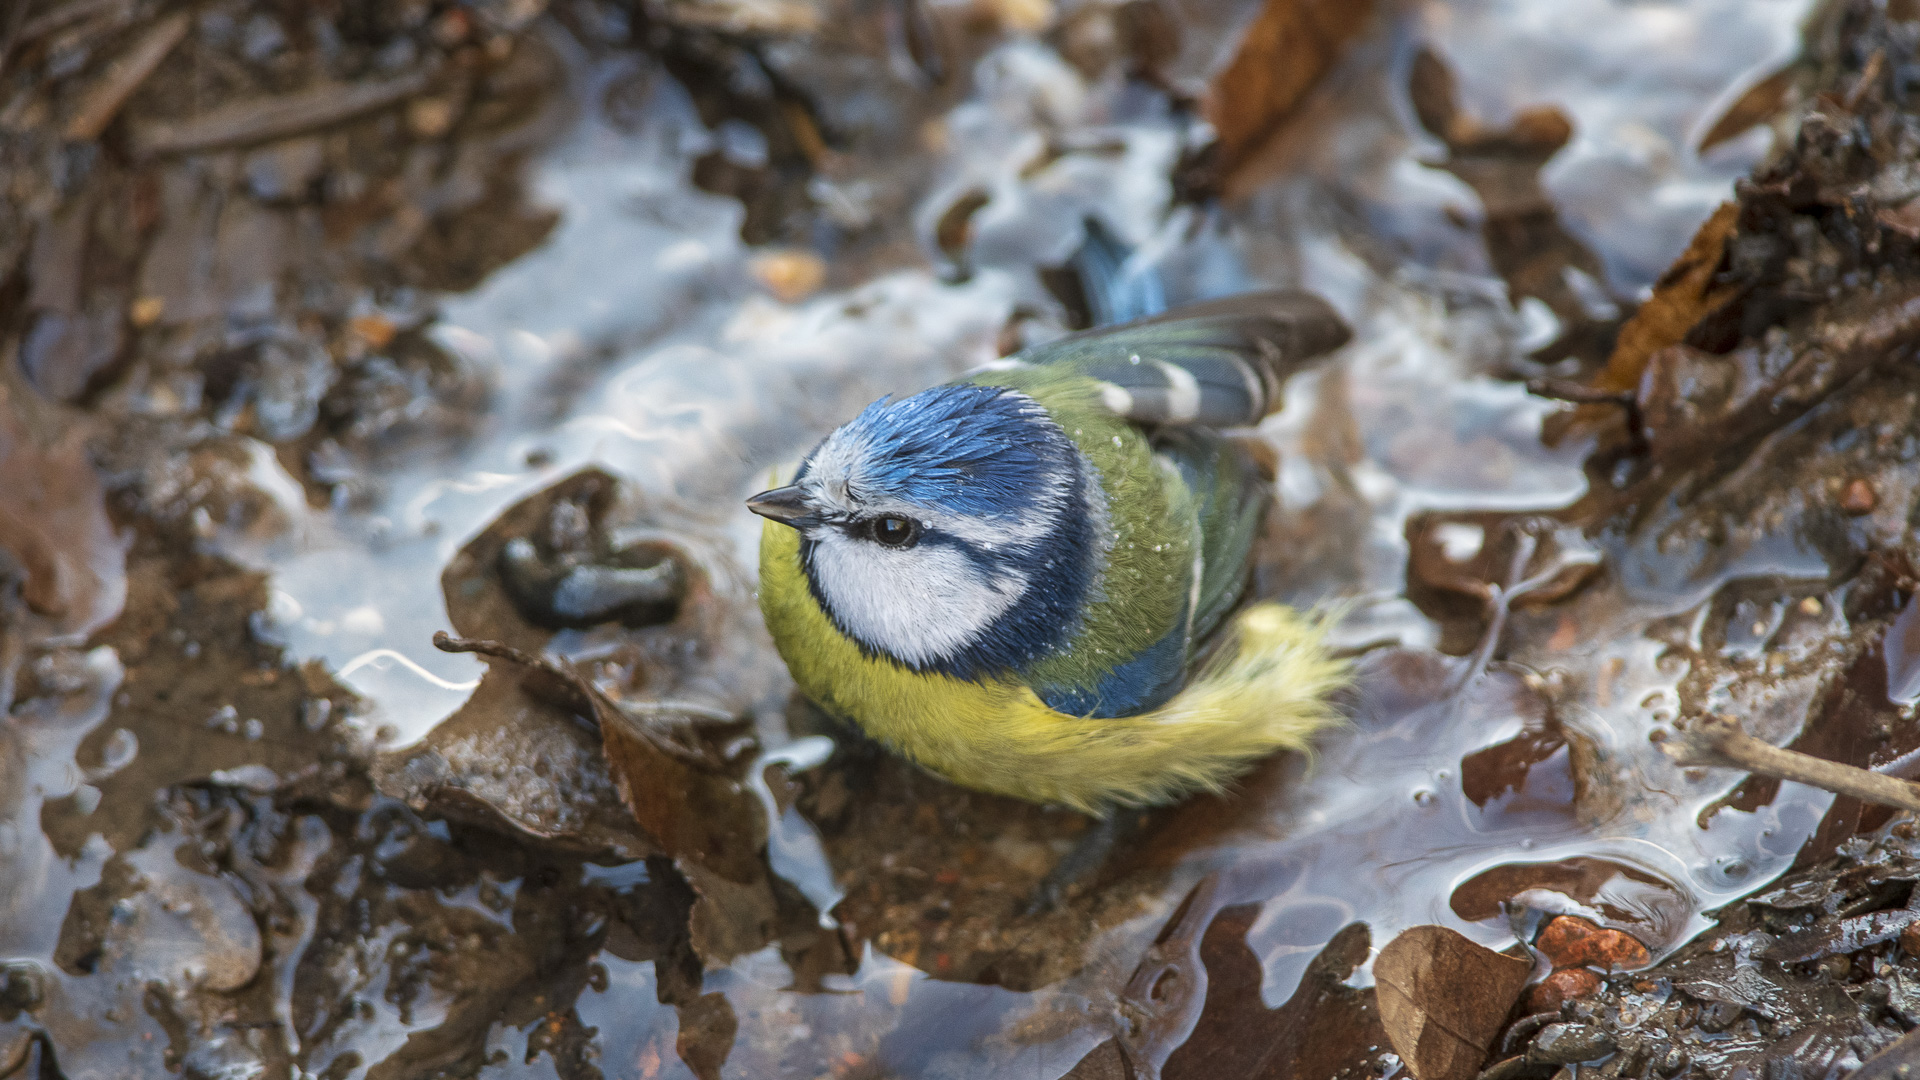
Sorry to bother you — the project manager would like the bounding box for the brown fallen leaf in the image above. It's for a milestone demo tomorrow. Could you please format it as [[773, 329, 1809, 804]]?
[[1405, 514, 1602, 614], [425, 468, 794, 966], [1407, 48, 1612, 365], [423, 631, 781, 966], [1157, 913, 1390, 1080], [1375, 925, 1531, 1080], [1204, 0, 1375, 188], [426, 632, 764, 874], [1697, 63, 1797, 154], [1590, 202, 1741, 394], [0, 386, 127, 637], [373, 658, 649, 859]]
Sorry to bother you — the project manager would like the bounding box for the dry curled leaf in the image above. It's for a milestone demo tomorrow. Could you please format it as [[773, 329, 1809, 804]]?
[[1592, 202, 1741, 394], [1204, 0, 1375, 187], [1698, 64, 1797, 153], [1375, 925, 1531, 1080]]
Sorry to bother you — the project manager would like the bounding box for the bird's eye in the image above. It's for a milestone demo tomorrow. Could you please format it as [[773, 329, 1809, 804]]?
[[866, 516, 921, 548]]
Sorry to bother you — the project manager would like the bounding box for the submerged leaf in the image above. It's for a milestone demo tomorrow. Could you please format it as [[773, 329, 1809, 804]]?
[[1375, 925, 1531, 1080], [0, 393, 127, 639]]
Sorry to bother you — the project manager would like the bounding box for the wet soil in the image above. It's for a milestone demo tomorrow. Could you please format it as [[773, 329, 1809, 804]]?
[[8, 0, 1920, 1077]]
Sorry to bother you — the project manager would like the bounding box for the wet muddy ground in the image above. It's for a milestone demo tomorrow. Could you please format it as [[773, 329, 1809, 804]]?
[[7, 0, 1920, 1077]]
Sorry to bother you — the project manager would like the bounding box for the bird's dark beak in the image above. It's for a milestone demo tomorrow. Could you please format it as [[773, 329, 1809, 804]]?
[[746, 485, 818, 528]]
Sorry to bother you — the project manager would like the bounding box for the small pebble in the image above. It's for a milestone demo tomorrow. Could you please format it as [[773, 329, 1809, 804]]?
[[430, 8, 470, 45], [1840, 478, 1877, 514], [1535, 915, 1651, 971], [1527, 1022, 1617, 1065], [1524, 967, 1603, 1014], [1, 961, 45, 1012], [349, 314, 397, 350], [406, 97, 457, 139], [749, 249, 827, 303]]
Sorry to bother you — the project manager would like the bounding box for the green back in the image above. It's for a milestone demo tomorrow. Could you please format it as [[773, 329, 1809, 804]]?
[[969, 366, 1198, 695]]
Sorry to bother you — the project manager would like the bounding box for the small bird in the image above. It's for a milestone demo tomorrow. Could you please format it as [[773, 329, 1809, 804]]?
[[748, 291, 1352, 812]]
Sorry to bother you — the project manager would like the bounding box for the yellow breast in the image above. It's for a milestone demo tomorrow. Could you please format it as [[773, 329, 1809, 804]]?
[[757, 522, 1346, 811]]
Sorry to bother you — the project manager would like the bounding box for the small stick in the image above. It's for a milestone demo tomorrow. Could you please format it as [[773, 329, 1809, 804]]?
[[1661, 713, 1920, 814], [17, 0, 129, 48], [431, 629, 551, 672], [133, 68, 433, 156], [1525, 378, 1635, 407], [65, 10, 190, 140]]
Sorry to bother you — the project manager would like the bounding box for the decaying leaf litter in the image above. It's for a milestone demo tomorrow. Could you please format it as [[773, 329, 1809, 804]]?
[[5, 0, 1920, 1076]]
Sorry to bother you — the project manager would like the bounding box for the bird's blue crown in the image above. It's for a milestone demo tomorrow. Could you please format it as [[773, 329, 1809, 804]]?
[[793, 383, 1102, 683], [815, 383, 1078, 517]]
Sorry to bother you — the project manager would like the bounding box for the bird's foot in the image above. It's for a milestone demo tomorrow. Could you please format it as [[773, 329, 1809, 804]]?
[[1020, 812, 1137, 916]]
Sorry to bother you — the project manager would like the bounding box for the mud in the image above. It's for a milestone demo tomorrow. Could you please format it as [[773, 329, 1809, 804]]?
[[7, 0, 1920, 1078]]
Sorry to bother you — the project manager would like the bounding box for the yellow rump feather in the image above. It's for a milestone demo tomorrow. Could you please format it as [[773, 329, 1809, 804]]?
[[759, 522, 1347, 813]]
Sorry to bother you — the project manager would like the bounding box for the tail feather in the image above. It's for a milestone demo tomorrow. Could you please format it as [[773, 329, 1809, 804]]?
[[954, 603, 1348, 812], [1018, 291, 1351, 427], [1062, 216, 1167, 327]]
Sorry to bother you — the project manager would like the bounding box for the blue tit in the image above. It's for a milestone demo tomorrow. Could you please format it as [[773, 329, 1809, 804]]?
[[747, 292, 1351, 811]]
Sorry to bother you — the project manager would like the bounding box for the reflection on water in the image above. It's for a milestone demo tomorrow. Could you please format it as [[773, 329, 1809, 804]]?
[[1, 0, 1847, 1076]]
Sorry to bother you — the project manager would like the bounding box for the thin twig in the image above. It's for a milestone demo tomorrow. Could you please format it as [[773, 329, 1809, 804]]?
[[1661, 713, 1920, 813], [431, 629, 551, 671], [0, 0, 28, 81], [133, 67, 433, 156], [64, 9, 189, 140], [1457, 528, 1538, 688], [18, 0, 129, 46], [1525, 377, 1636, 407]]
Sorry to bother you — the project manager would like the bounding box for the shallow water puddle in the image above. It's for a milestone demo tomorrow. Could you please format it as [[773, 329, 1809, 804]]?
[[263, 0, 1820, 1070], [0, 0, 1852, 1076]]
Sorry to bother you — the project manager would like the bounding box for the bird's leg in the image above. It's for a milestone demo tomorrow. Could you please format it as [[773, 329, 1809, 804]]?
[[1022, 811, 1140, 915]]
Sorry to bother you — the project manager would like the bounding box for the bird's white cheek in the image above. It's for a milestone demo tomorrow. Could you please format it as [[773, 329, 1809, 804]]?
[[811, 539, 1026, 667]]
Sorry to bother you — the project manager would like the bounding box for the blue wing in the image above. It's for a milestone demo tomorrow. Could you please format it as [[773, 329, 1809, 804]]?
[[1017, 292, 1350, 427], [1019, 227, 1342, 717]]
